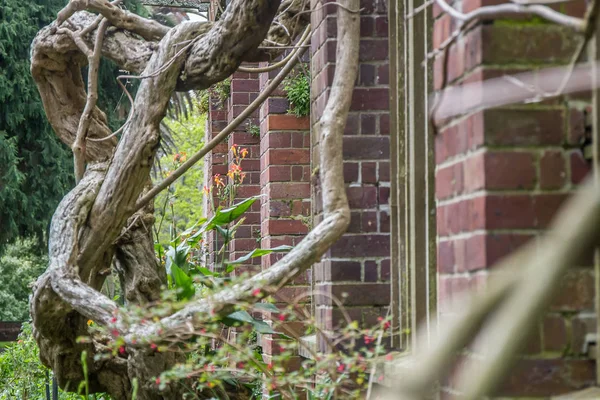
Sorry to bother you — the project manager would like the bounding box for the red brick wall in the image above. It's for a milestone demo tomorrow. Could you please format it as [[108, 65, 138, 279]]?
[[226, 70, 262, 273], [258, 62, 312, 371], [311, 0, 391, 349], [434, 2, 596, 396]]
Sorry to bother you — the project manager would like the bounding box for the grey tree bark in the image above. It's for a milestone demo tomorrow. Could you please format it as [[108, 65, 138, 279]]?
[[29, 0, 358, 399]]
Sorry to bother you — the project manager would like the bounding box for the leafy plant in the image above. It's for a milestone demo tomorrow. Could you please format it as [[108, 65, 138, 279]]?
[[283, 70, 311, 117], [246, 122, 260, 138], [0, 323, 89, 399], [209, 78, 231, 109], [0, 238, 47, 321]]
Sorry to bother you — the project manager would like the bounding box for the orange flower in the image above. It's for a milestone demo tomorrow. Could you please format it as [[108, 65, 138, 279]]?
[[213, 174, 225, 187], [240, 148, 248, 158], [202, 185, 211, 195], [173, 153, 180, 162], [180, 151, 187, 162], [230, 144, 238, 156]]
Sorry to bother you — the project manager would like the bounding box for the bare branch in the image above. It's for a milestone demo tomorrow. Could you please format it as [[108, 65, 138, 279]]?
[[57, 0, 169, 41], [434, 0, 585, 31], [73, 18, 111, 182]]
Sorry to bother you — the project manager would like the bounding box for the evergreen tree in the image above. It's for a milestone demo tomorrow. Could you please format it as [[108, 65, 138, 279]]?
[[0, 0, 73, 249], [0, 0, 147, 250]]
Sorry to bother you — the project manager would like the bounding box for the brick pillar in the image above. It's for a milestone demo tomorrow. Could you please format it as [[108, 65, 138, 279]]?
[[258, 62, 312, 372], [434, 3, 596, 396], [311, 0, 391, 349], [226, 70, 261, 273]]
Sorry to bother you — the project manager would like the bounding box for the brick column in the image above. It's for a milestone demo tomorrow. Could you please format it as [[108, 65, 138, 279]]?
[[434, 3, 596, 396], [258, 63, 312, 371], [311, 0, 391, 349], [226, 70, 262, 273]]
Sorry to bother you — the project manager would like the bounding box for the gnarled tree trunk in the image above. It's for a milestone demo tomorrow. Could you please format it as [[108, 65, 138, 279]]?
[[29, 0, 357, 398]]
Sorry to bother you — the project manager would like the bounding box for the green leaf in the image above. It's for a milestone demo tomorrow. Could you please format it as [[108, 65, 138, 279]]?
[[171, 265, 195, 300], [252, 303, 280, 313], [223, 310, 255, 325], [193, 266, 219, 277], [222, 310, 279, 334], [251, 319, 278, 334], [226, 245, 293, 270], [203, 196, 259, 231], [215, 225, 230, 241], [165, 243, 190, 274]]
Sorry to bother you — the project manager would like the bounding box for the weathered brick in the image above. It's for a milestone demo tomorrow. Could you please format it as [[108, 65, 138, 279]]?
[[550, 270, 595, 311], [483, 109, 564, 147], [350, 88, 390, 110], [481, 25, 580, 65], [231, 79, 259, 92], [344, 162, 360, 182], [331, 234, 390, 258], [483, 151, 536, 190], [266, 182, 311, 199], [543, 316, 568, 353], [265, 219, 309, 235], [343, 136, 390, 159], [267, 149, 310, 165], [347, 186, 378, 209], [267, 115, 310, 131], [314, 261, 361, 281], [436, 161, 464, 200], [540, 150, 566, 190], [570, 150, 590, 184], [497, 359, 594, 396], [438, 240, 455, 274]]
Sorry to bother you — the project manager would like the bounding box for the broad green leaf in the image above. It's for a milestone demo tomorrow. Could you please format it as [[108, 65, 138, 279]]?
[[165, 244, 190, 274], [223, 310, 255, 325], [203, 196, 259, 231], [215, 225, 230, 241], [226, 245, 293, 269], [222, 310, 279, 334], [171, 265, 195, 300], [252, 303, 280, 313], [251, 319, 278, 334], [193, 266, 219, 277]]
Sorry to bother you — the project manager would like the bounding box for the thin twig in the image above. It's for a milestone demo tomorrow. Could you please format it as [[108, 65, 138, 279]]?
[[72, 17, 111, 182], [88, 79, 135, 142]]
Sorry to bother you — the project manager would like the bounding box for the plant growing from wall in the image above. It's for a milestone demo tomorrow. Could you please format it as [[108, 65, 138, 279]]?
[[283, 70, 311, 117], [245, 121, 261, 138], [209, 78, 232, 109]]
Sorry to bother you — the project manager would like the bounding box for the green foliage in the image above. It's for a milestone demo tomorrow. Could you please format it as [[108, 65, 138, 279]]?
[[0, 0, 74, 248], [209, 78, 231, 108], [154, 108, 206, 244], [0, 0, 149, 250], [0, 323, 81, 399], [0, 239, 47, 321], [283, 70, 310, 117], [246, 122, 260, 138]]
